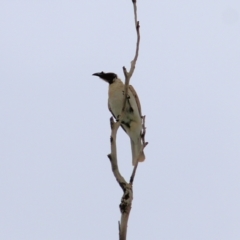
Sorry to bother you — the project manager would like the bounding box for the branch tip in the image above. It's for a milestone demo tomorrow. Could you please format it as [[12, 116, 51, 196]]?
[[107, 154, 112, 161], [123, 66, 128, 78]]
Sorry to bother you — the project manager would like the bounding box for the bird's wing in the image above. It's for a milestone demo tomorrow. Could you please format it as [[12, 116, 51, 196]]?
[[129, 85, 142, 117], [108, 102, 127, 133], [108, 102, 117, 119]]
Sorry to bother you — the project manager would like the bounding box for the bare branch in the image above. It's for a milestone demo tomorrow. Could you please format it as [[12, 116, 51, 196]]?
[[121, 0, 141, 113], [107, 117, 127, 191], [107, 1, 145, 239], [126, 1, 140, 79], [121, 66, 129, 114], [119, 183, 132, 240], [118, 221, 121, 239]]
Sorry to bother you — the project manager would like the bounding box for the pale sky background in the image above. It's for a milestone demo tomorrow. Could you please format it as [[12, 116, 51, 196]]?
[[0, 1, 240, 239]]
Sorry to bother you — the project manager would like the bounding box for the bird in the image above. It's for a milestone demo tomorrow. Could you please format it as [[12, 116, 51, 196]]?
[[92, 71, 145, 166]]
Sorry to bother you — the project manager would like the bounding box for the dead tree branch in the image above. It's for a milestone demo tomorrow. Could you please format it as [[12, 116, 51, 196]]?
[[122, 0, 141, 112], [107, 117, 127, 190], [107, 1, 146, 239]]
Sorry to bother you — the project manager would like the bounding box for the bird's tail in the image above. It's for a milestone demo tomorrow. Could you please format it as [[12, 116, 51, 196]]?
[[131, 138, 145, 166]]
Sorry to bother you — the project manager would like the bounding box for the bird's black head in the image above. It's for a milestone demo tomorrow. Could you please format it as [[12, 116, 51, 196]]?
[[92, 71, 117, 84]]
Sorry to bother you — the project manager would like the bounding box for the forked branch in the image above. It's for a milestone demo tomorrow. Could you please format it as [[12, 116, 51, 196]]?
[[107, 1, 146, 240]]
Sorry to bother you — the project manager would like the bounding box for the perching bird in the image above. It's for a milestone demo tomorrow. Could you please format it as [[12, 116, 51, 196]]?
[[92, 71, 145, 166]]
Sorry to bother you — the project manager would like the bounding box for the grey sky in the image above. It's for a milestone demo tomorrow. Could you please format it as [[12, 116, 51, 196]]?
[[0, 1, 240, 239]]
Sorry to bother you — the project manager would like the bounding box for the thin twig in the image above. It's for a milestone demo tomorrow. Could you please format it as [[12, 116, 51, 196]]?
[[121, 0, 140, 112], [128, 3, 140, 79]]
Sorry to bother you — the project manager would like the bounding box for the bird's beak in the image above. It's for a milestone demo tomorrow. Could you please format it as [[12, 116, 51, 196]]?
[[92, 72, 109, 83], [92, 72, 101, 77]]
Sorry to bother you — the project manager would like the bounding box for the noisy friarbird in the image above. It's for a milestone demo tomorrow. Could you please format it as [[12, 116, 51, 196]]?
[[92, 71, 145, 166]]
